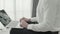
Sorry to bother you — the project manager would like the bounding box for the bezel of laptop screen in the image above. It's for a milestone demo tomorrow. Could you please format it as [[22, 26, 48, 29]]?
[[0, 9, 11, 27]]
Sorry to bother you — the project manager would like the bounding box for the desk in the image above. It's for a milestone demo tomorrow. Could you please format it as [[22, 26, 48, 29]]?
[[0, 22, 22, 34], [0, 28, 11, 34]]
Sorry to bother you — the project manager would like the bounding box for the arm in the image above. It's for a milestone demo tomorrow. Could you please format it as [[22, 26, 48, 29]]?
[[27, 0, 52, 32], [27, 22, 52, 32], [30, 17, 37, 22]]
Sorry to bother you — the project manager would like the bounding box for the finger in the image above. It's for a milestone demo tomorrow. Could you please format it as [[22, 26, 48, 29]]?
[[20, 17, 26, 22], [20, 22, 23, 27], [20, 24, 22, 27], [20, 19, 24, 22]]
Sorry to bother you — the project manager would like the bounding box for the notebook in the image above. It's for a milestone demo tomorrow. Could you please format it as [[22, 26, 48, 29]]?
[[0, 9, 18, 28]]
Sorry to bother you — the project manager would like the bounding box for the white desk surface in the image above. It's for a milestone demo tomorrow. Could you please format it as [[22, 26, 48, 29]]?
[[0, 22, 23, 34], [0, 28, 11, 34]]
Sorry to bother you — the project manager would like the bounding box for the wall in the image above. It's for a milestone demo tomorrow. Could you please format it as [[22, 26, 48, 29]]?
[[0, 0, 33, 21], [16, 0, 33, 21], [5, 0, 15, 20], [0, 0, 4, 9]]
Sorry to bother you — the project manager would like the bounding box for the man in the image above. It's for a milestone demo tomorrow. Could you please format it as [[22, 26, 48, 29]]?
[[10, 0, 59, 34], [20, 0, 60, 33]]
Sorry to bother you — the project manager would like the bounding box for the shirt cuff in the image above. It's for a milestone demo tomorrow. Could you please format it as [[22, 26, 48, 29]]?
[[27, 24, 34, 30], [30, 17, 37, 22]]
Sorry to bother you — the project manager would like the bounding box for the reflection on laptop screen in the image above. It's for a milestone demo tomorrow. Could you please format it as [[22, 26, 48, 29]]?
[[0, 9, 11, 26]]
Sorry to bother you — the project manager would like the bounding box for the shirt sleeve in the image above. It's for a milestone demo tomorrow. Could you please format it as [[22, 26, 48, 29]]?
[[30, 17, 37, 22], [27, 0, 60, 32], [27, 22, 52, 32]]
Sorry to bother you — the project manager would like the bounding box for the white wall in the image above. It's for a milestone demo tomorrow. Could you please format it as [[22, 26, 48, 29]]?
[[0, 0, 4, 9], [16, 0, 33, 21], [5, 0, 15, 21], [0, 0, 33, 21]]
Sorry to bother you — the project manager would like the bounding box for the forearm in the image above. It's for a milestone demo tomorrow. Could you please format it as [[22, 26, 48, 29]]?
[[27, 22, 52, 32], [30, 17, 37, 22]]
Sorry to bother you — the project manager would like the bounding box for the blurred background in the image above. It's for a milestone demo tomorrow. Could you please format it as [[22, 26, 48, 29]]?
[[0, 0, 32, 21], [0, 0, 39, 34], [0, 0, 39, 21]]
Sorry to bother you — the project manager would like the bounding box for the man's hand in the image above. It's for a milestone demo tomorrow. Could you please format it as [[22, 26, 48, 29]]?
[[20, 17, 30, 22], [20, 20, 28, 28], [20, 17, 31, 28]]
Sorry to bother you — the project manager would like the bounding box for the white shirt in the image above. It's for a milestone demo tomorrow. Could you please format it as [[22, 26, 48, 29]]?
[[27, 0, 60, 32]]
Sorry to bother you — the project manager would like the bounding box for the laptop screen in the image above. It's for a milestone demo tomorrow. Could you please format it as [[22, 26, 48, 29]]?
[[0, 10, 11, 27]]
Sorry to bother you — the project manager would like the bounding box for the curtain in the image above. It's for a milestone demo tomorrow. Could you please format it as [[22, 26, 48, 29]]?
[[16, 0, 33, 21], [0, 0, 33, 21]]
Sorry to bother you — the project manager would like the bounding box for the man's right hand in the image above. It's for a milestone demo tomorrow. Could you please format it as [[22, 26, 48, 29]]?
[[20, 17, 30, 22]]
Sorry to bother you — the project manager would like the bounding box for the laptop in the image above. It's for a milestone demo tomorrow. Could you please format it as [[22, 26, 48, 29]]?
[[0, 9, 19, 28]]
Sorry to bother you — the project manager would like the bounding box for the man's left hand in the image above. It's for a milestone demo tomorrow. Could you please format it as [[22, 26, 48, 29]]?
[[20, 20, 28, 28]]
